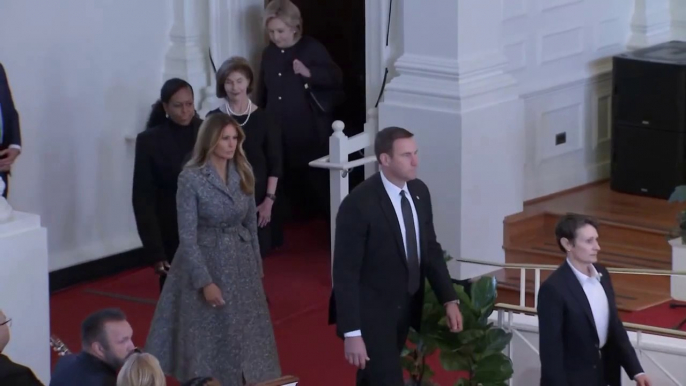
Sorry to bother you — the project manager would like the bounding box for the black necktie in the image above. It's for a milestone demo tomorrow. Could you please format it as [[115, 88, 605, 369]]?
[[401, 190, 420, 294]]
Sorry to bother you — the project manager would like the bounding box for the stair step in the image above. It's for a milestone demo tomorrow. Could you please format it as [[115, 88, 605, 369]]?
[[505, 237, 671, 270], [491, 268, 670, 312], [541, 213, 673, 254]]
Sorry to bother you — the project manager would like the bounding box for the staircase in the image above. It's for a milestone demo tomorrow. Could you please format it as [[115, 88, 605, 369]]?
[[499, 181, 684, 312]]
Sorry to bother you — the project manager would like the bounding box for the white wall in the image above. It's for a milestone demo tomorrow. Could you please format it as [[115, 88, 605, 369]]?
[[501, 0, 635, 200], [0, 1, 172, 270]]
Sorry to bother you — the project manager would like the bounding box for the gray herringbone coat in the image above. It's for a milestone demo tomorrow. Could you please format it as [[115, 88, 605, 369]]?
[[145, 162, 281, 385]]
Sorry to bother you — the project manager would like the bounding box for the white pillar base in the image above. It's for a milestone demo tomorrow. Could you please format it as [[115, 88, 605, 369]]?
[[670, 238, 686, 301], [0, 212, 50, 384]]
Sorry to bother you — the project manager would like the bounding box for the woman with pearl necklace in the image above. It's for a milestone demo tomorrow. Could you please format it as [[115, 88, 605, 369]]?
[[207, 56, 283, 258]]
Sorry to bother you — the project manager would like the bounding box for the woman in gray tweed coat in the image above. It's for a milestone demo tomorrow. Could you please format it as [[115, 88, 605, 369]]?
[[145, 113, 281, 385]]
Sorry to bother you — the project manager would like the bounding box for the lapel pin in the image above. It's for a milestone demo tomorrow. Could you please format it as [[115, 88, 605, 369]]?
[[416, 196, 420, 200]]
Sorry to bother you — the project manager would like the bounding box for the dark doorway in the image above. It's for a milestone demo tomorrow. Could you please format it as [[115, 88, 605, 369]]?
[[274, 0, 367, 190]]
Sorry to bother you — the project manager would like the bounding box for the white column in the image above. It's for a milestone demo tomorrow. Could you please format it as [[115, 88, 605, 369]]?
[[379, 0, 524, 279], [163, 0, 210, 110], [199, 0, 268, 116], [628, 0, 671, 49], [673, 0, 686, 41], [199, 0, 226, 116]]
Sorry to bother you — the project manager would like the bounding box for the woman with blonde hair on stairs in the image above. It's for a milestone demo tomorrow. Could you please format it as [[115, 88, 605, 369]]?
[[145, 113, 282, 385]]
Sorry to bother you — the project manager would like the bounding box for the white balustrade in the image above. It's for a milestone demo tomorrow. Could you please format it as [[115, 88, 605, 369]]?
[[309, 108, 379, 263]]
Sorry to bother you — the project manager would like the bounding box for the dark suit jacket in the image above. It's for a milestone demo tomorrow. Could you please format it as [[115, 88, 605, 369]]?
[[537, 262, 643, 386], [132, 117, 201, 264], [328, 172, 457, 337], [0, 354, 43, 386], [0, 63, 21, 152], [49, 352, 117, 386]]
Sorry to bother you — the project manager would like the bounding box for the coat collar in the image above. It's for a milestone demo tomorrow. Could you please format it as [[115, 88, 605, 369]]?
[[201, 161, 240, 199]]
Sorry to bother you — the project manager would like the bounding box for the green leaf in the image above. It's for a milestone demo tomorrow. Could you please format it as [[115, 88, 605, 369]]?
[[475, 328, 513, 358], [471, 276, 497, 317], [472, 353, 514, 384], [439, 349, 472, 372], [669, 185, 686, 203], [401, 346, 413, 357], [454, 378, 470, 386], [458, 329, 484, 345]]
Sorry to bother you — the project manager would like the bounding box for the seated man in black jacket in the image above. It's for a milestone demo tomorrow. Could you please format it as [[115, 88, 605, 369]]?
[[50, 308, 135, 386], [0, 308, 43, 385]]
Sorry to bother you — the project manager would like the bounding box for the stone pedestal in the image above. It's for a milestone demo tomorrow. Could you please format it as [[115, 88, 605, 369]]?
[[378, 0, 524, 279], [670, 237, 686, 301], [0, 212, 50, 384]]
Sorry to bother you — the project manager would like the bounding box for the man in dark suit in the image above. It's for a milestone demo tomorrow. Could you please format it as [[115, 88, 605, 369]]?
[[50, 308, 136, 386], [0, 62, 21, 199], [329, 126, 463, 385], [537, 214, 651, 386], [0, 309, 43, 385]]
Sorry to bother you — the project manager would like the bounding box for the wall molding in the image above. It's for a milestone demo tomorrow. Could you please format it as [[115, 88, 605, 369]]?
[[49, 247, 146, 293], [384, 51, 519, 112], [538, 25, 585, 65], [521, 66, 612, 99], [49, 232, 142, 272]]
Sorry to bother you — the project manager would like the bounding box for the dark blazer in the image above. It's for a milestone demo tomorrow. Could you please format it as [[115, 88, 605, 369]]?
[[537, 262, 643, 386], [0, 62, 21, 151], [328, 172, 457, 337], [49, 352, 117, 386], [0, 354, 43, 386], [257, 36, 343, 165], [132, 116, 201, 264]]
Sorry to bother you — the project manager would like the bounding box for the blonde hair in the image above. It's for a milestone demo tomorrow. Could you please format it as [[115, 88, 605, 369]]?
[[186, 113, 255, 195], [116, 353, 166, 386], [264, 0, 302, 38]]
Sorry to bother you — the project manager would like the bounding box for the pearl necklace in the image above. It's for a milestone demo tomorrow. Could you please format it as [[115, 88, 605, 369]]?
[[226, 98, 253, 126]]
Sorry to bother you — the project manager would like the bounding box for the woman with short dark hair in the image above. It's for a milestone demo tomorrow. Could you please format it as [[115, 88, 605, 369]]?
[[208, 56, 282, 258], [133, 78, 202, 289]]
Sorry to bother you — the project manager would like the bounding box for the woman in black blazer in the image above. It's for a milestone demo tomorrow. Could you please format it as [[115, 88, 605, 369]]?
[[132, 78, 202, 289], [207, 57, 282, 258]]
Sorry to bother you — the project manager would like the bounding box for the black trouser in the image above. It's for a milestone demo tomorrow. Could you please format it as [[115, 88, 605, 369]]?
[[271, 162, 330, 248], [1, 173, 7, 198], [356, 292, 419, 385]]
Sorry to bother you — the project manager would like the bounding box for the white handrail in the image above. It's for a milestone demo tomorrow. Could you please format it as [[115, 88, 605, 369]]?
[[309, 155, 377, 175], [308, 109, 379, 259]]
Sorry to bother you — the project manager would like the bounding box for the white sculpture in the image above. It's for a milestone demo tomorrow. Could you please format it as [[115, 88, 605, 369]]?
[[0, 178, 13, 222]]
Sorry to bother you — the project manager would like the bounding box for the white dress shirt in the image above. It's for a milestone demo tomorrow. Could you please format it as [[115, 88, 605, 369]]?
[[343, 171, 420, 338], [567, 260, 609, 348], [566, 260, 645, 380]]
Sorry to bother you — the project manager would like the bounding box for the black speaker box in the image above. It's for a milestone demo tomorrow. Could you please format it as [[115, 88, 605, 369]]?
[[611, 41, 686, 199]]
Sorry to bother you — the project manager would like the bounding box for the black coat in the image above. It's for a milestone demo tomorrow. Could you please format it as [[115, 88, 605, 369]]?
[[328, 173, 458, 384], [49, 352, 117, 386], [537, 262, 643, 386], [0, 62, 20, 151], [257, 36, 342, 166], [0, 354, 43, 386], [132, 116, 201, 264]]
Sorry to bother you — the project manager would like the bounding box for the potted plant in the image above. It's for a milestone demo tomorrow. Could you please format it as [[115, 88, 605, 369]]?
[[401, 258, 513, 386]]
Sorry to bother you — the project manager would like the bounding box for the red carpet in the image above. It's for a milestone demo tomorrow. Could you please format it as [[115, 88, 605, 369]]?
[[50, 220, 682, 385]]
